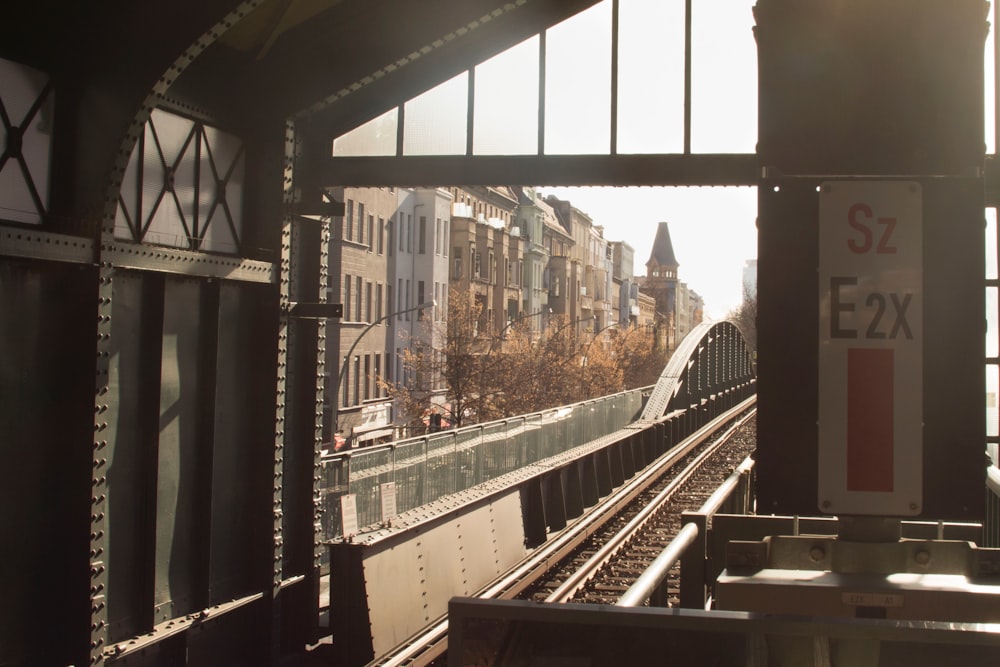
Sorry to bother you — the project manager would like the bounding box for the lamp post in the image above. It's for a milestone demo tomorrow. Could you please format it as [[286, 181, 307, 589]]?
[[334, 300, 436, 433]]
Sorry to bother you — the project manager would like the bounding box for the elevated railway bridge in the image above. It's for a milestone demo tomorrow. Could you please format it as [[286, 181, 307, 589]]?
[[3, 1, 1000, 665]]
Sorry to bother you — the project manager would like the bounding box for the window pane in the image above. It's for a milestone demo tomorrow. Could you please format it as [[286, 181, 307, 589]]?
[[545, 1, 612, 154], [988, 208, 998, 280], [0, 57, 51, 225], [474, 36, 540, 155], [617, 0, 685, 154], [989, 363, 999, 438], [404, 72, 468, 155], [333, 108, 398, 157], [691, 0, 756, 152], [986, 28, 996, 155], [989, 286, 999, 359]]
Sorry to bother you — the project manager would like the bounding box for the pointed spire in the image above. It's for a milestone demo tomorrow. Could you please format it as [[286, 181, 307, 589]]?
[[646, 221, 678, 270]]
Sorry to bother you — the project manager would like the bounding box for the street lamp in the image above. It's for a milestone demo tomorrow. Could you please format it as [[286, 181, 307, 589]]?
[[334, 299, 436, 432]]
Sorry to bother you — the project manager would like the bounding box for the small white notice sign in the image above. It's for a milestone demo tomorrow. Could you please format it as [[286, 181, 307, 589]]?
[[380, 482, 397, 523], [340, 493, 358, 539]]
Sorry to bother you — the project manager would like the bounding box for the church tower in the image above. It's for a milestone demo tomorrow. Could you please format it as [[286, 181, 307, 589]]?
[[642, 221, 679, 351]]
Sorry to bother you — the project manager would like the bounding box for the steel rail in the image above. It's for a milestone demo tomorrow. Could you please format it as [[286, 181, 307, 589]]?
[[544, 409, 758, 603], [368, 397, 756, 666], [617, 453, 755, 607], [486, 397, 757, 602]]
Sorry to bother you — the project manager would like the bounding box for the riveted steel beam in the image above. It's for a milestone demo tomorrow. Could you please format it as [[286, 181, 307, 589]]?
[[101, 241, 275, 283], [0, 225, 94, 264], [319, 153, 758, 188]]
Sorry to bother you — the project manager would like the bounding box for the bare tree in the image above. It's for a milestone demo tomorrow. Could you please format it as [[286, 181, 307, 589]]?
[[383, 287, 484, 431], [388, 298, 675, 433], [729, 284, 758, 357], [614, 325, 667, 390]]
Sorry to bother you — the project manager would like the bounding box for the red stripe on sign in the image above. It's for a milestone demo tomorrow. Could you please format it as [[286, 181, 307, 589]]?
[[847, 348, 894, 492]]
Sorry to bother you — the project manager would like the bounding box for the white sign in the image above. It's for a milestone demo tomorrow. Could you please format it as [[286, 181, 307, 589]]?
[[818, 181, 922, 516], [340, 493, 358, 539], [380, 482, 397, 523]]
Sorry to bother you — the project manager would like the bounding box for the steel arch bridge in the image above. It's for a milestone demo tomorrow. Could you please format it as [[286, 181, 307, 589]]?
[[640, 320, 756, 423]]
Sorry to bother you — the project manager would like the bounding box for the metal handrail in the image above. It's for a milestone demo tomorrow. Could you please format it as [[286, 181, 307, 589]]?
[[617, 455, 755, 607]]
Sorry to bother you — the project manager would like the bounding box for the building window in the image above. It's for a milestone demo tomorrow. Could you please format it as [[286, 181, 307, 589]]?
[[374, 354, 382, 397], [399, 214, 405, 252], [353, 356, 361, 406], [376, 283, 383, 322], [344, 275, 352, 320], [342, 356, 349, 407], [453, 247, 462, 278], [364, 354, 371, 401], [365, 281, 373, 322], [368, 214, 374, 252], [419, 216, 426, 254], [357, 203, 365, 244], [397, 278, 403, 318], [345, 200, 354, 241], [378, 217, 385, 254], [405, 279, 411, 319], [355, 276, 362, 320], [417, 281, 425, 319]]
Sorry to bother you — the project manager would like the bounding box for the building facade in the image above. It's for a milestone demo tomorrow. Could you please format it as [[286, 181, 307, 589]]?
[[512, 187, 554, 336], [610, 240, 638, 327], [325, 186, 396, 445]]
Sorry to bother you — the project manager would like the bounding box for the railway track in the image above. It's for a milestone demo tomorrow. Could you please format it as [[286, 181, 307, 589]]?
[[371, 399, 757, 666], [533, 410, 756, 606]]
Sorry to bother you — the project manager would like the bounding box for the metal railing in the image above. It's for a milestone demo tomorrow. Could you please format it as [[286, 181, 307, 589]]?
[[618, 455, 756, 608], [320, 387, 650, 542]]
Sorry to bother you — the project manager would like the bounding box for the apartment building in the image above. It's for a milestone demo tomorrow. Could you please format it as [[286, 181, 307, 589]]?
[[511, 187, 554, 336], [447, 186, 521, 338], [610, 240, 638, 326], [394, 188, 452, 409], [324, 186, 395, 445]]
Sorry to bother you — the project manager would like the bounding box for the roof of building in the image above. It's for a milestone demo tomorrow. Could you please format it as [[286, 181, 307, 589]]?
[[646, 221, 679, 269]]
